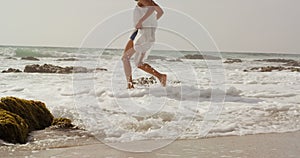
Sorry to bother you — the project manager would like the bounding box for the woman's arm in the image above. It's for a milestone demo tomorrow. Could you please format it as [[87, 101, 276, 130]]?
[[153, 1, 164, 20], [136, 0, 164, 29]]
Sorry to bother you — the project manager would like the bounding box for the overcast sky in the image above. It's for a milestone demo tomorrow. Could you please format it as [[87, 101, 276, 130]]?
[[0, 0, 299, 53]]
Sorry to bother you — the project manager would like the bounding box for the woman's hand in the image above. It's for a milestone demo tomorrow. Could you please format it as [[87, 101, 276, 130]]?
[[135, 20, 143, 29]]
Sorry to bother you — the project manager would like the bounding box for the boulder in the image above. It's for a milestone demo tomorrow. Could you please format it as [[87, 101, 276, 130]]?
[[2, 68, 22, 73], [0, 97, 76, 144], [21, 56, 40, 61], [51, 118, 74, 129], [0, 108, 29, 144], [0, 97, 54, 131]]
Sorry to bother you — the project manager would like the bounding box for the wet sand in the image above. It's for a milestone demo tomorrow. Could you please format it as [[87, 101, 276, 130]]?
[[1, 131, 299, 158]]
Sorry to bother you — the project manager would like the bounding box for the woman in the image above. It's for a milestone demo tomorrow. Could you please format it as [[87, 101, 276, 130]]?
[[122, 0, 166, 89]]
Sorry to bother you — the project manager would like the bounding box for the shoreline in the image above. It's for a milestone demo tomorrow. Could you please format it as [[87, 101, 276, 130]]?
[[1, 131, 299, 158]]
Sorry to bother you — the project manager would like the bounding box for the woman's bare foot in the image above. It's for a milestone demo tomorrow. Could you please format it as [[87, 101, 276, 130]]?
[[127, 82, 134, 89], [159, 74, 167, 87]]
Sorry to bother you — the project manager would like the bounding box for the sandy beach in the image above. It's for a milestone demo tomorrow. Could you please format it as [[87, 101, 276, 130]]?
[[1, 131, 298, 158]]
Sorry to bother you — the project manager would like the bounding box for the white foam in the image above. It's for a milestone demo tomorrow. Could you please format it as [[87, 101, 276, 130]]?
[[1, 51, 300, 143]]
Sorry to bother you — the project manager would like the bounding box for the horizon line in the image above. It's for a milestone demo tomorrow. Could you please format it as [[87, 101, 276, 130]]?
[[0, 44, 298, 55]]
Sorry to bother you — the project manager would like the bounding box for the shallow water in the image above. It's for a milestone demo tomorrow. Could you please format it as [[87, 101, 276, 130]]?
[[0, 46, 300, 148]]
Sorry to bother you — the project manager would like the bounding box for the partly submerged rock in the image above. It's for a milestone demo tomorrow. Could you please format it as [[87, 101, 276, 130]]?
[[183, 54, 204, 59], [51, 118, 74, 129], [224, 58, 242, 64], [0, 97, 54, 131], [132, 76, 157, 86], [56, 58, 78, 61], [182, 54, 221, 60], [95, 68, 108, 71], [245, 66, 300, 72], [254, 59, 300, 67], [0, 108, 29, 144], [0, 97, 76, 144], [284, 61, 300, 67], [255, 59, 296, 63], [2, 68, 22, 73], [24, 64, 107, 73], [24, 64, 73, 73], [21, 56, 40, 61]]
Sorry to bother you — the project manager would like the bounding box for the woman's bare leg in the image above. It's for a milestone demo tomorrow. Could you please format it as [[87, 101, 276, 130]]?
[[136, 52, 167, 87], [138, 63, 167, 87], [122, 40, 136, 89]]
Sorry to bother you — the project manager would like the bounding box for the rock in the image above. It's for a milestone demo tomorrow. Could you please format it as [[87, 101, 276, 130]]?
[[182, 54, 221, 60], [288, 67, 300, 72], [2, 68, 22, 73], [24, 64, 107, 74], [0, 108, 29, 144], [24, 64, 70, 73], [0, 97, 54, 131], [255, 59, 300, 67], [56, 58, 78, 61], [224, 58, 242, 64], [255, 59, 296, 63], [0, 97, 75, 144], [51, 118, 74, 129], [21, 56, 40, 61], [132, 76, 157, 86], [95, 68, 108, 71], [245, 66, 300, 72], [284, 61, 300, 67], [183, 54, 204, 59], [260, 66, 274, 72]]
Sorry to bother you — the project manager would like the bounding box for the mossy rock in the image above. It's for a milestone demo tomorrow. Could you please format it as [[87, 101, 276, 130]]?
[[52, 118, 74, 129], [0, 108, 29, 144], [0, 97, 54, 131]]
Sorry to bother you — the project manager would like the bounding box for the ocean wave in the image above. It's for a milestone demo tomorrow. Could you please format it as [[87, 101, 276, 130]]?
[[14, 48, 73, 58], [0, 47, 103, 59]]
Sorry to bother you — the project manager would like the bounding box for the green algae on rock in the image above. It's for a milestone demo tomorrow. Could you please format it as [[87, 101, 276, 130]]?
[[0, 97, 76, 144], [0, 97, 54, 131], [0, 108, 29, 144], [52, 118, 74, 129]]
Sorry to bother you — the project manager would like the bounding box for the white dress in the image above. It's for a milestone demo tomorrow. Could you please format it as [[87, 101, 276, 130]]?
[[133, 5, 158, 66]]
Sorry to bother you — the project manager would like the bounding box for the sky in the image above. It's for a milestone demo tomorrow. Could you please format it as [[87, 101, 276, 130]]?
[[0, 0, 299, 53]]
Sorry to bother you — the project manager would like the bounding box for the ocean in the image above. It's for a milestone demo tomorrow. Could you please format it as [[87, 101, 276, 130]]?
[[0, 46, 300, 152]]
